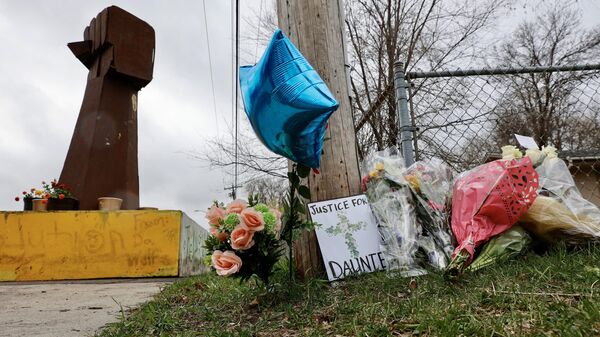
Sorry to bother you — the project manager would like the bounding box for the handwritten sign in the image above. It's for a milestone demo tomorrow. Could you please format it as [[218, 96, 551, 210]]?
[[515, 134, 539, 150], [309, 194, 385, 281]]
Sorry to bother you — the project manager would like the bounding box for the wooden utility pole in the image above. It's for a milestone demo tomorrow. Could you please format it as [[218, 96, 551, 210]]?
[[277, 0, 361, 278]]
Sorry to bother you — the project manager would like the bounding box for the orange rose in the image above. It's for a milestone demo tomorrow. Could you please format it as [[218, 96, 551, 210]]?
[[230, 225, 255, 250], [226, 199, 247, 214], [210, 227, 228, 242], [206, 205, 226, 227], [240, 208, 264, 232], [59, 194, 65, 200], [211, 250, 242, 276]]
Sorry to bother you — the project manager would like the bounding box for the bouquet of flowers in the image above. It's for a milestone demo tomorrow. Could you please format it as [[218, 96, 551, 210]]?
[[362, 148, 424, 276], [447, 156, 539, 274], [467, 225, 531, 272], [518, 146, 600, 243], [403, 159, 455, 269], [203, 199, 284, 285]]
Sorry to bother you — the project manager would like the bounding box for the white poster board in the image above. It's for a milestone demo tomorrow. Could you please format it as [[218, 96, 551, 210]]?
[[309, 194, 385, 281]]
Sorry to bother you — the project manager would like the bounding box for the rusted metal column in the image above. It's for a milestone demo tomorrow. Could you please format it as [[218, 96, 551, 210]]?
[[60, 6, 155, 210]]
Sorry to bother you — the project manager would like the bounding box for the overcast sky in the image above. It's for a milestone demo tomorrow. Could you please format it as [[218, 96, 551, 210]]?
[[0, 0, 270, 228], [0, 0, 598, 228]]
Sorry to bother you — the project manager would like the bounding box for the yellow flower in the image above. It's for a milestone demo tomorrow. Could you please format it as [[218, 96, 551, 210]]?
[[34, 189, 43, 196], [405, 174, 421, 192], [369, 170, 378, 178], [375, 162, 384, 171]]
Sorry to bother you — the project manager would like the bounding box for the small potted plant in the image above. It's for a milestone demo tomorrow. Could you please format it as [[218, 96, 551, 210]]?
[[44, 180, 79, 210], [16, 180, 79, 211], [16, 188, 45, 211], [16, 189, 32, 211]]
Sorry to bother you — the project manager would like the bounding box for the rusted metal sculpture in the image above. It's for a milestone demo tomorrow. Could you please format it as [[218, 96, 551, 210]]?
[[59, 6, 155, 210]]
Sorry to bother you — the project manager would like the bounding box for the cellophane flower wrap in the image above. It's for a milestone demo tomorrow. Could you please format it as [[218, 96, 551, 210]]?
[[403, 159, 455, 269], [362, 148, 426, 277], [203, 200, 284, 285], [447, 157, 539, 274], [520, 154, 600, 243]]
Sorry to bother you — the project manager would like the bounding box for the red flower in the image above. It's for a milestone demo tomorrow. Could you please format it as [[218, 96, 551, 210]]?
[[15, 197, 20, 202], [42, 181, 46, 185], [44, 193, 51, 199], [361, 175, 371, 192], [30, 188, 35, 193], [59, 194, 65, 200], [22, 191, 27, 195]]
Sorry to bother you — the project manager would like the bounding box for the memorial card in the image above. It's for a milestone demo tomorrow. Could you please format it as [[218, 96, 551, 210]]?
[[309, 194, 385, 281]]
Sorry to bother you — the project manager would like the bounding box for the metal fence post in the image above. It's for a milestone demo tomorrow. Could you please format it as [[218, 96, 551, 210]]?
[[394, 61, 415, 167]]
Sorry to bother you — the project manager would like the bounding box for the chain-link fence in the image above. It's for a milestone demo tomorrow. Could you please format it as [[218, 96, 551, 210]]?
[[397, 63, 600, 205]]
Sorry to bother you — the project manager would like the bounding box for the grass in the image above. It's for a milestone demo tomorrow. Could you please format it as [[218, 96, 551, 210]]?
[[98, 243, 600, 337]]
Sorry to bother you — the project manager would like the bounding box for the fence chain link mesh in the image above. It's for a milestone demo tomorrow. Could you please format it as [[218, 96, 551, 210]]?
[[405, 65, 600, 205]]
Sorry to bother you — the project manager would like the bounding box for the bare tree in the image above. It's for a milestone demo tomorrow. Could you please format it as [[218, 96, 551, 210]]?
[[245, 176, 286, 207], [240, 0, 278, 64], [198, 2, 285, 191], [192, 121, 287, 184], [346, 0, 510, 158], [490, 3, 600, 151], [202, 0, 511, 183], [408, 1, 600, 171]]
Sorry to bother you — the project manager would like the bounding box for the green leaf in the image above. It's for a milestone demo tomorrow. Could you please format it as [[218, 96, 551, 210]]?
[[302, 221, 316, 231], [287, 171, 300, 187], [297, 164, 310, 178], [294, 201, 306, 214], [298, 185, 311, 199]]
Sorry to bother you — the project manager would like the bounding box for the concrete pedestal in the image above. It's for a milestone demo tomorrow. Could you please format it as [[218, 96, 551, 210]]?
[[0, 210, 208, 281]]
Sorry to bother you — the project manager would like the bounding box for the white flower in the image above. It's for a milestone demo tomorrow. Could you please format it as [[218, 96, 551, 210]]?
[[501, 145, 523, 160], [541, 145, 558, 159], [525, 148, 543, 165]]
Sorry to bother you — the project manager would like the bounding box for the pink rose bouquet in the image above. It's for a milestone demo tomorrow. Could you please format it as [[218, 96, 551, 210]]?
[[204, 199, 283, 285]]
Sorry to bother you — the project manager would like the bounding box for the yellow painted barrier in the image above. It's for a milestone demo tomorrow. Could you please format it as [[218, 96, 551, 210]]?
[[0, 210, 185, 281]]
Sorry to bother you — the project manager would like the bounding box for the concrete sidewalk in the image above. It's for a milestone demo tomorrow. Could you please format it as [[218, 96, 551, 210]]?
[[0, 279, 173, 337]]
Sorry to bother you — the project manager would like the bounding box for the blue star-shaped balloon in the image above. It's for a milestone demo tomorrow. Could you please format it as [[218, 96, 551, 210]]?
[[239, 29, 339, 168]]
